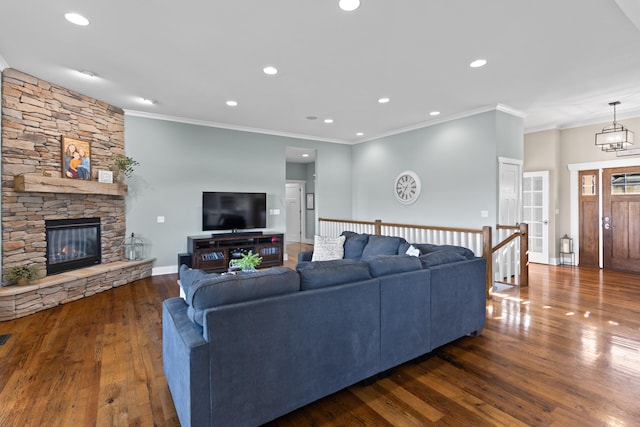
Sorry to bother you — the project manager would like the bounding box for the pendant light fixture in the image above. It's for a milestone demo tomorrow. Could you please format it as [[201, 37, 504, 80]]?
[[595, 101, 634, 152]]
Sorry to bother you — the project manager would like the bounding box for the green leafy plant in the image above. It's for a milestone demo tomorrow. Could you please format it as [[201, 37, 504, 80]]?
[[7, 265, 40, 284], [111, 155, 139, 178], [230, 250, 262, 271]]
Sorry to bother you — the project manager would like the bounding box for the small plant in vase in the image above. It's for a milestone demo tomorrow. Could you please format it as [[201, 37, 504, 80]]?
[[110, 155, 139, 183], [229, 250, 262, 272], [6, 265, 40, 286]]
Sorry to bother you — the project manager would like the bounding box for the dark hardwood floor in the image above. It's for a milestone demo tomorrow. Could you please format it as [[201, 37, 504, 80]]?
[[1, 247, 639, 426]]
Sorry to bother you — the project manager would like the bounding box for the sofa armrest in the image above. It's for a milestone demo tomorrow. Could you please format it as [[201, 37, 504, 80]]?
[[162, 298, 210, 427], [298, 250, 313, 262], [427, 257, 486, 349]]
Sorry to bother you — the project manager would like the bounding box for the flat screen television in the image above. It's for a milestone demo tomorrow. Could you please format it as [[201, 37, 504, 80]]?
[[202, 192, 267, 231]]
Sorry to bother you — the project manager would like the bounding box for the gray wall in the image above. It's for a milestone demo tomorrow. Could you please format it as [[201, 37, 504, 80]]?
[[125, 109, 522, 273], [351, 110, 522, 229], [124, 116, 351, 271]]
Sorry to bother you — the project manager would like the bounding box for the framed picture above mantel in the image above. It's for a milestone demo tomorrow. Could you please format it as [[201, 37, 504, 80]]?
[[61, 136, 91, 180]]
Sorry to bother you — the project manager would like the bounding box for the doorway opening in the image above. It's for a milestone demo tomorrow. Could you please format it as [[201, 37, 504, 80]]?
[[285, 147, 316, 245]]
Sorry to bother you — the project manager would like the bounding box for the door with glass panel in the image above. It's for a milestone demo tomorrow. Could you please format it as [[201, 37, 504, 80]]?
[[523, 171, 549, 264], [602, 167, 640, 273]]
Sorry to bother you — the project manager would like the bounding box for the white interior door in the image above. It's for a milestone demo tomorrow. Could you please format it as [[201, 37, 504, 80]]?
[[523, 171, 549, 264], [498, 159, 522, 225], [285, 183, 303, 242]]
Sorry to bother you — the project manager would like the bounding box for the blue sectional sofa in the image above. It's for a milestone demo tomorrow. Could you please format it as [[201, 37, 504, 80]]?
[[162, 232, 486, 427]]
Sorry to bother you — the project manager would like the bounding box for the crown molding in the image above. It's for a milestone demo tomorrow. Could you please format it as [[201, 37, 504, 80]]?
[[123, 110, 351, 145], [525, 108, 640, 134], [354, 104, 525, 144]]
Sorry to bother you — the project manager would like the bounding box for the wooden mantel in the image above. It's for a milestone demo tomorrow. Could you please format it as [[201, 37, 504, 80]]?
[[13, 174, 128, 197]]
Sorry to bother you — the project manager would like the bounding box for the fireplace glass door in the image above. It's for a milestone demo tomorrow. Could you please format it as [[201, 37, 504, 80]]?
[[45, 218, 101, 275]]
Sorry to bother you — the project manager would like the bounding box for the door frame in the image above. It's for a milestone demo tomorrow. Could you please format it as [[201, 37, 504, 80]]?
[[568, 157, 640, 267]]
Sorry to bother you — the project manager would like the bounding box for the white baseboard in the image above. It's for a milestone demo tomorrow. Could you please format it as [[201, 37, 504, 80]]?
[[152, 265, 178, 276]]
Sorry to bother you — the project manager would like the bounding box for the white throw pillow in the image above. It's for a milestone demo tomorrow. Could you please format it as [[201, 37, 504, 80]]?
[[311, 235, 346, 261], [405, 244, 420, 257]]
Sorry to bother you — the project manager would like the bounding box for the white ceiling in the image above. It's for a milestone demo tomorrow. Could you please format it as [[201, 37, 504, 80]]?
[[1, 0, 640, 145]]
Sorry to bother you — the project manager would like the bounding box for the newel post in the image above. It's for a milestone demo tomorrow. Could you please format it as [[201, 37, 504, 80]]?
[[482, 226, 493, 299], [374, 219, 382, 235], [519, 223, 529, 287]]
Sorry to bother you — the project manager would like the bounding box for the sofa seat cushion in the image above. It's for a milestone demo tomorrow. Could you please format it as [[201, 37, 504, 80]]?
[[311, 235, 346, 261], [185, 267, 300, 326], [419, 250, 467, 268], [296, 259, 372, 290], [341, 231, 370, 259], [361, 235, 407, 258], [413, 243, 476, 260], [366, 254, 423, 277]]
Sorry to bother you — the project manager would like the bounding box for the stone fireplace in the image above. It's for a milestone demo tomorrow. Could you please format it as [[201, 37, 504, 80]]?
[[0, 68, 152, 320]]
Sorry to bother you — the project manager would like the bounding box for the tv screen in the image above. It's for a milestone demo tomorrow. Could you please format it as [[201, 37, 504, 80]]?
[[202, 192, 267, 231]]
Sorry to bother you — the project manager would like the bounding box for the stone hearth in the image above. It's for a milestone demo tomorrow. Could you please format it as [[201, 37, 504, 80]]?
[[0, 260, 153, 321]]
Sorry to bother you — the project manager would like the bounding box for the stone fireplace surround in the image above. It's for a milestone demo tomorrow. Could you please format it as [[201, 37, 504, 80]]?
[[1, 68, 152, 320]]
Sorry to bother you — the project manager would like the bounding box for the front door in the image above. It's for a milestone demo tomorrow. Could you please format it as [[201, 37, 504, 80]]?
[[602, 167, 640, 273]]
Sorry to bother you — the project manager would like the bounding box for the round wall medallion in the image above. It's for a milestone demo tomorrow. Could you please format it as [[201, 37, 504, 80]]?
[[394, 170, 421, 204]]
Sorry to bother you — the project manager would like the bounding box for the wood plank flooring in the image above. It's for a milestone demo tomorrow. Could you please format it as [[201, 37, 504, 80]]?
[[1, 250, 639, 426]]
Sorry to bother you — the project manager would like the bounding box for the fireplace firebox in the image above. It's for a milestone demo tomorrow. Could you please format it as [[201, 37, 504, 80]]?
[[45, 218, 101, 275]]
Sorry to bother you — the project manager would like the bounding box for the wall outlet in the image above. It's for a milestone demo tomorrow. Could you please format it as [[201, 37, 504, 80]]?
[[480, 210, 489, 218], [157, 216, 165, 223]]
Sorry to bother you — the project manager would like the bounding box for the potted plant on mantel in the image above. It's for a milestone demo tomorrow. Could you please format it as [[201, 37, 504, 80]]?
[[6, 265, 40, 286], [110, 155, 139, 183], [229, 250, 263, 272]]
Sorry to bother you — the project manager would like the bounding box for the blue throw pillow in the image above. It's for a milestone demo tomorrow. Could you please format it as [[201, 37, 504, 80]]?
[[361, 235, 408, 258], [341, 231, 369, 259]]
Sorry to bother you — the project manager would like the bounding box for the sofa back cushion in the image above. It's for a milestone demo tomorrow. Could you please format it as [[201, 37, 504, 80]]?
[[413, 243, 476, 260], [296, 259, 372, 290], [366, 254, 423, 277], [419, 250, 467, 268], [184, 267, 300, 326], [341, 231, 370, 259], [361, 235, 407, 259]]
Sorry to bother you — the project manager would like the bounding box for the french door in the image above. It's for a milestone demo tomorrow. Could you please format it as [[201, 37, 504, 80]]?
[[523, 171, 549, 264]]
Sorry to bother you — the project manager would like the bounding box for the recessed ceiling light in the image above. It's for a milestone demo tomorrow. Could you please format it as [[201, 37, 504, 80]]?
[[302, 154, 310, 158], [65, 12, 90, 26], [430, 111, 440, 116], [140, 98, 157, 105], [356, 132, 364, 136], [324, 119, 334, 124], [263, 66, 278, 75], [378, 97, 390, 104], [226, 100, 238, 107], [339, 0, 360, 12], [470, 59, 487, 68]]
